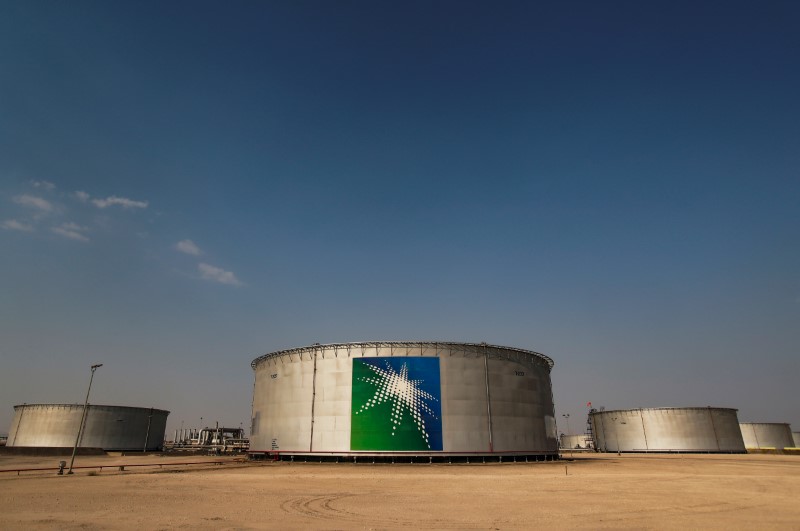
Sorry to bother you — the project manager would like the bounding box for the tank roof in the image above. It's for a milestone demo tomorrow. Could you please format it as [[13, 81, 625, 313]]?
[[251, 341, 554, 370], [13, 403, 170, 415], [590, 406, 739, 415]]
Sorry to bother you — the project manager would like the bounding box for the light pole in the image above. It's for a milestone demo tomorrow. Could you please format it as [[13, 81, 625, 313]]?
[[68, 363, 102, 474]]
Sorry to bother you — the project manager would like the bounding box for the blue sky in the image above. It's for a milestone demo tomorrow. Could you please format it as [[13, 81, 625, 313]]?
[[1, 1, 798, 437]]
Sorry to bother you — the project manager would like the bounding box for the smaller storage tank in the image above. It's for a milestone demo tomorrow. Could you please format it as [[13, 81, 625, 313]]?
[[590, 407, 746, 453], [739, 423, 793, 450], [560, 434, 593, 450], [793, 432, 800, 448], [7, 404, 169, 451]]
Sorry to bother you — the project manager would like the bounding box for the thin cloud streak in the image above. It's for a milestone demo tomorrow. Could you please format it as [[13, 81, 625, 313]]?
[[176, 239, 202, 256], [2, 219, 35, 232], [91, 195, 148, 209], [14, 194, 53, 212], [51, 222, 90, 242], [198, 263, 242, 286], [31, 180, 56, 191]]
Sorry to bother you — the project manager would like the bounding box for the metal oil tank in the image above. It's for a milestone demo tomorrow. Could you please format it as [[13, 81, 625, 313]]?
[[249, 341, 557, 459], [559, 434, 593, 449], [739, 423, 793, 450], [6, 404, 169, 451], [590, 407, 746, 453]]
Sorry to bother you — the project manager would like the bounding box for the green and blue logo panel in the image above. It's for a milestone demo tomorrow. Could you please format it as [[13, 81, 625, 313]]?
[[351, 357, 443, 451]]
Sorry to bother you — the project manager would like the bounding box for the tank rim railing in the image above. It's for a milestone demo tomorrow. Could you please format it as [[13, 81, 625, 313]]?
[[11, 403, 171, 415], [589, 406, 741, 414], [251, 341, 554, 370]]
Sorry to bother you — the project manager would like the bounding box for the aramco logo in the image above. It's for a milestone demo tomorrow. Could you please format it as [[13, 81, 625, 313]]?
[[351, 357, 443, 451]]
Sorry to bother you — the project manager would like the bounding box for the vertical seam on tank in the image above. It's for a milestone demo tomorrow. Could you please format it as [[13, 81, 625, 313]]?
[[640, 409, 649, 451], [708, 407, 720, 451], [483, 344, 493, 453], [309, 347, 318, 452]]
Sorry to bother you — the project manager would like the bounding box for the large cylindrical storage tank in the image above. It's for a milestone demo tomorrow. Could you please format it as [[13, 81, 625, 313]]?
[[590, 407, 746, 453], [7, 404, 169, 451], [250, 342, 557, 458], [739, 423, 793, 450], [560, 434, 593, 449]]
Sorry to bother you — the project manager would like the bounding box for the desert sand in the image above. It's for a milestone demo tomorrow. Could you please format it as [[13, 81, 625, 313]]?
[[1, 453, 798, 529]]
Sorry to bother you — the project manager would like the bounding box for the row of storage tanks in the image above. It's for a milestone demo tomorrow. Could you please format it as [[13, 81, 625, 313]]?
[[248, 342, 798, 457], [4, 341, 798, 456]]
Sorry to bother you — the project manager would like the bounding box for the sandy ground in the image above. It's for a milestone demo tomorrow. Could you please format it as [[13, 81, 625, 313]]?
[[1, 453, 798, 529]]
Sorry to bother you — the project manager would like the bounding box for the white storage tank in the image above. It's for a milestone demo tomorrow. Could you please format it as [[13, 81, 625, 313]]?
[[739, 423, 793, 450], [250, 341, 558, 459], [559, 434, 593, 450], [590, 407, 746, 453], [7, 404, 169, 451]]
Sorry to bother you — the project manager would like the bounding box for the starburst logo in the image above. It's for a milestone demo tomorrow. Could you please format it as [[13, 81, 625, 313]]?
[[351, 357, 443, 451]]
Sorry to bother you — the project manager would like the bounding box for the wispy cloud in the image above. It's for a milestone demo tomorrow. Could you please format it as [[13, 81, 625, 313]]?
[[51, 222, 90, 242], [198, 263, 242, 286], [91, 195, 148, 209], [74, 191, 90, 202], [31, 180, 56, 191], [14, 194, 53, 212], [2, 219, 35, 232], [176, 239, 202, 256]]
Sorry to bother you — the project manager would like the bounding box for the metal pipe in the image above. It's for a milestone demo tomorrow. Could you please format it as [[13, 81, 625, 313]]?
[[68, 363, 102, 474]]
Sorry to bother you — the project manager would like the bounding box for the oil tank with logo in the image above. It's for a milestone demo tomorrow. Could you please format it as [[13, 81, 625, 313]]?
[[249, 341, 557, 458]]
